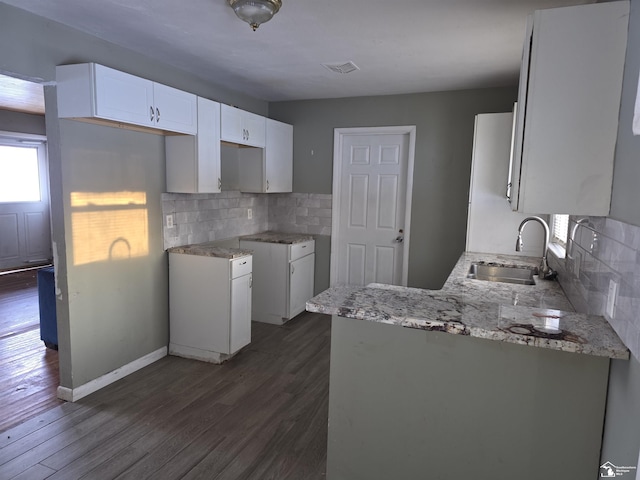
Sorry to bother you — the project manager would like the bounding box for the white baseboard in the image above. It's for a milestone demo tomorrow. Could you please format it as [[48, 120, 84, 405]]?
[[57, 346, 167, 402]]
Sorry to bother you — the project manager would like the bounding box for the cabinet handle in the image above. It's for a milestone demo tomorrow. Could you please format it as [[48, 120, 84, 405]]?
[[156, 107, 160, 123], [291, 264, 295, 275], [240, 261, 247, 265], [150, 106, 154, 122], [218, 178, 222, 190], [249, 275, 252, 288], [266, 180, 269, 191]]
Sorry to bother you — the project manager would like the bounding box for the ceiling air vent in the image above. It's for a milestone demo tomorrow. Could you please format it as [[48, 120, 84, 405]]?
[[322, 61, 360, 74]]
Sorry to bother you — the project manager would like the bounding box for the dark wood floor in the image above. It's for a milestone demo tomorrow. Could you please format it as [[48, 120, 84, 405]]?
[[0, 311, 331, 480], [0, 269, 62, 433]]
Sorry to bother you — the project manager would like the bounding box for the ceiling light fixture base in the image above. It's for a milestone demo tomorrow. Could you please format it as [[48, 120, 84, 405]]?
[[228, 0, 282, 31]]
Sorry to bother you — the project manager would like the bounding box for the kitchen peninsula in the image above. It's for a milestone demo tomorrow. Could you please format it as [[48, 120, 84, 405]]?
[[307, 252, 628, 480]]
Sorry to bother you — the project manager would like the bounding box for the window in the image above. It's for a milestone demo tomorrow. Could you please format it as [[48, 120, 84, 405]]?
[[551, 214, 569, 248], [0, 137, 46, 203]]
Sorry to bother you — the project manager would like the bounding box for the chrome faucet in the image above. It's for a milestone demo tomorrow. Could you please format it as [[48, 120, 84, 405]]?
[[570, 217, 597, 255], [515, 216, 556, 279]]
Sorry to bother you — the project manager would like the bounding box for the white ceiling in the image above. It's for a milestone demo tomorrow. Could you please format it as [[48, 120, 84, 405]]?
[[2, 0, 593, 103]]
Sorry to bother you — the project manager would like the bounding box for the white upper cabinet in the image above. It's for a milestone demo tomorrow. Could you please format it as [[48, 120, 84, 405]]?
[[509, 1, 629, 215], [220, 104, 266, 147], [152, 82, 198, 134], [237, 118, 293, 193], [265, 118, 293, 193], [56, 63, 197, 135], [166, 97, 221, 193]]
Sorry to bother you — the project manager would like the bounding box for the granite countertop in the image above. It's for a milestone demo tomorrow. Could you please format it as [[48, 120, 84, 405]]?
[[307, 252, 629, 359], [240, 231, 314, 244], [167, 242, 252, 259]]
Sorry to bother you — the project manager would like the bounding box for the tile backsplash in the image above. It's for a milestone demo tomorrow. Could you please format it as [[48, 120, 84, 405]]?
[[550, 216, 640, 359], [161, 191, 332, 249], [267, 193, 332, 236]]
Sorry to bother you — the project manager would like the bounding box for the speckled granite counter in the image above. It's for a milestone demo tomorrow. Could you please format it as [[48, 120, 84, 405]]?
[[307, 252, 628, 359], [167, 242, 252, 259], [240, 231, 314, 244]]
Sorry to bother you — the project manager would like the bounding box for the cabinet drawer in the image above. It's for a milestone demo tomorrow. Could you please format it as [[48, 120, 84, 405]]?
[[231, 256, 252, 278], [290, 241, 315, 262]]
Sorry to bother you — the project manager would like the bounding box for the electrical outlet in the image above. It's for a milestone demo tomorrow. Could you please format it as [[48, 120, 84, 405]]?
[[166, 214, 174, 228], [606, 279, 618, 320], [248, 208, 253, 220]]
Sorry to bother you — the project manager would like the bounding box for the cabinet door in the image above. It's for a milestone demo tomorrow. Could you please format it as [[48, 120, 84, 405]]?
[[221, 104, 245, 144], [221, 104, 266, 147], [265, 119, 293, 192], [288, 253, 315, 319], [512, 2, 628, 215], [197, 97, 221, 192], [230, 273, 252, 353], [153, 83, 197, 134], [508, 15, 532, 211], [166, 97, 221, 193], [94, 64, 155, 128], [242, 111, 266, 148]]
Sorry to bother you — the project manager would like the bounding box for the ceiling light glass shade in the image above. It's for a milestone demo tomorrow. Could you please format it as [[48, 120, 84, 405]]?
[[228, 0, 282, 31]]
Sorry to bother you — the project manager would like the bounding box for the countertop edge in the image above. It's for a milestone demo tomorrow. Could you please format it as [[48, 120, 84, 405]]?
[[306, 253, 629, 360]]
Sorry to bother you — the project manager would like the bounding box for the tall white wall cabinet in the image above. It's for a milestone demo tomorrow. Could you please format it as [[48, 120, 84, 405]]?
[[509, 1, 629, 215], [237, 118, 293, 193], [166, 97, 222, 193]]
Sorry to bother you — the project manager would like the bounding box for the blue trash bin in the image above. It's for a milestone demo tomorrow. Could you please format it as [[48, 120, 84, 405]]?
[[37, 266, 58, 350]]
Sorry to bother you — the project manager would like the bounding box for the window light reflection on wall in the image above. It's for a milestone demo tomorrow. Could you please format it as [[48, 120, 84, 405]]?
[[71, 191, 149, 266]]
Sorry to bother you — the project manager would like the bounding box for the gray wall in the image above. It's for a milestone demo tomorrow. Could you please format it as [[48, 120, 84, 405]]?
[[0, 110, 45, 135], [0, 2, 267, 390], [57, 120, 169, 387], [269, 88, 518, 289], [0, 4, 266, 116], [596, 0, 640, 470], [610, 0, 640, 226]]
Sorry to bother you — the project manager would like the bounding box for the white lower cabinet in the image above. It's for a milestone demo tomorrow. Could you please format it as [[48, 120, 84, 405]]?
[[239, 239, 315, 325], [169, 252, 252, 363], [289, 252, 315, 318]]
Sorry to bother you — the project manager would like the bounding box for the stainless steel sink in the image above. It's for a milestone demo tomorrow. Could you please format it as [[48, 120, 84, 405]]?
[[467, 263, 537, 286]]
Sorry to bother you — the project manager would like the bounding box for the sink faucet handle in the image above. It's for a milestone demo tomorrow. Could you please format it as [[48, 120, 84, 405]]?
[[515, 233, 523, 252]]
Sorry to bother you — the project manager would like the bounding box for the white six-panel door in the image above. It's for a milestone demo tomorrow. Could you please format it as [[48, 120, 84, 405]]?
[[332, 128, 414, 287]]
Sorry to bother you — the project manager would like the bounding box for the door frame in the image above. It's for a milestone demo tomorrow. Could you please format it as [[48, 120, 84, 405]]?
[[0, 130, 51, 269], [330, 126, 416, 287]]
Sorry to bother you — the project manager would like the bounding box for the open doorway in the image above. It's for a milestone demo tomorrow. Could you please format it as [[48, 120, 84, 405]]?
[[0, 73, 62, 432]]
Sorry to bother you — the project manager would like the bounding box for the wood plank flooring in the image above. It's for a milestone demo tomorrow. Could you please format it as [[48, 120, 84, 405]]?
[[0, 269, 62, 433], [0, 311, 331, 480]]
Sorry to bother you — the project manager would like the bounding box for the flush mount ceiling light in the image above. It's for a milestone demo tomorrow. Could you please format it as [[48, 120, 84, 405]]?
[[228, 0, 282, 31]]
